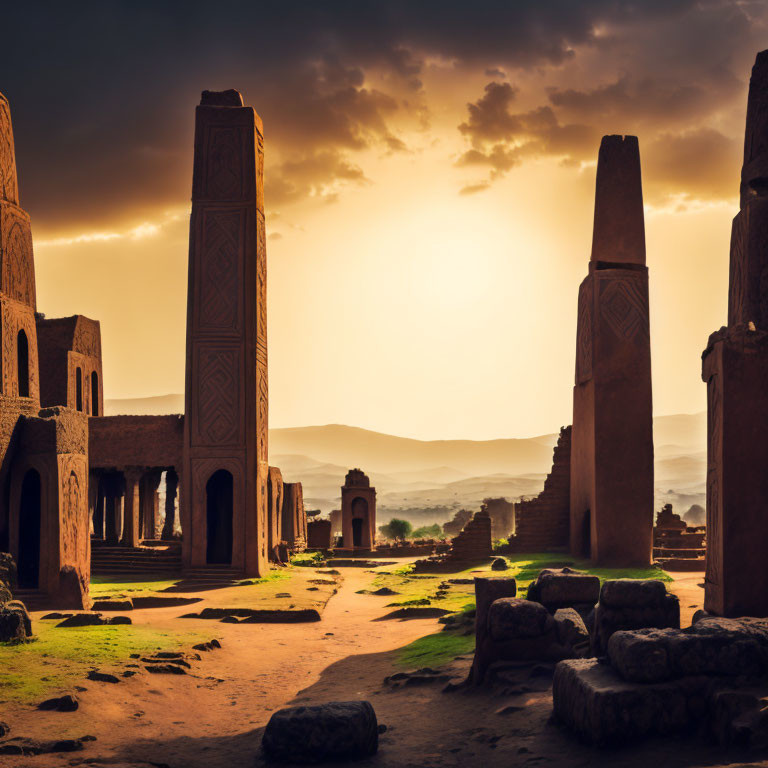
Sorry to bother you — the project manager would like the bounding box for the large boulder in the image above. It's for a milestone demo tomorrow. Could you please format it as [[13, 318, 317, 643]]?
[[0, 600, 32, 643], [593, 579, 679, 653], [262, 701, 378, 763], [527, 568, 600, 609]]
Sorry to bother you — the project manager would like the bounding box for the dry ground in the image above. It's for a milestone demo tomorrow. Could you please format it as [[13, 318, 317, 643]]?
[[2, 560, 757, 768]]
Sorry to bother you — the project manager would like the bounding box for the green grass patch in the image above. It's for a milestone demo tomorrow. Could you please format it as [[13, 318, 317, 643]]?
[[506, 552, 671, 594], [396, 630, 475, 668], [90, 575, 181, 597], [0, 622, 206, 704], [291, 552, 325, 567]]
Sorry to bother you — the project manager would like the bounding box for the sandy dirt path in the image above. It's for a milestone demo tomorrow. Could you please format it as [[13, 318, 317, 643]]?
[[4, 565, 738, 768]]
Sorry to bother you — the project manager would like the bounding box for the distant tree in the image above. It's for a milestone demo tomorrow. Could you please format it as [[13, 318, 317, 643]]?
[[411, 523, 442, 540], [379, 518, 413, 542], [443, 508, 472, 537], [683, 504, 705, 527]]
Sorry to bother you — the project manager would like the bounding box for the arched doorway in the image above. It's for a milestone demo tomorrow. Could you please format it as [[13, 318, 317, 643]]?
[[17, 330, 29, 397], [351, 497, 368, 547], [206, 470, 233, 564], [91, 371, 99, 416], [75, 367, 83, 411], [18, 468, 41, 588]]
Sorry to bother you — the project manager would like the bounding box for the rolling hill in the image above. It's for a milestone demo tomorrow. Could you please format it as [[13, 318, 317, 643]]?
[[104, 395, 706, 525]]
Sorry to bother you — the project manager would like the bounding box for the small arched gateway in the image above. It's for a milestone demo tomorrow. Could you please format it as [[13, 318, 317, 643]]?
[[206, 469, 233, 565], [341, 469, 377, 550], [17, 468, 41, 588]]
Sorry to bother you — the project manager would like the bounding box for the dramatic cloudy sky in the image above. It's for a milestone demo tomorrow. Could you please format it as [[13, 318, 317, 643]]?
[[1, 1, 765, 439]]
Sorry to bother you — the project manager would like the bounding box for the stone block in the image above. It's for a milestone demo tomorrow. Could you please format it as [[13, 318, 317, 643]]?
[[262, 701, 378, 763]]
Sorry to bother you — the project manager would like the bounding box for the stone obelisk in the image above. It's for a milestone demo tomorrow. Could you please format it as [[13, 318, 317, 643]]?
[[570, 135, 654, 566], [182, 89, 269, 577], [702, 50, 768, 617]]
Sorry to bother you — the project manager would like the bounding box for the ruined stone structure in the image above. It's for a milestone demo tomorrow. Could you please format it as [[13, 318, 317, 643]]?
[[702, 50, 768, 617], [307, 518, 332, 550], [341, 469, 376, 550], [0, 92, 93, 607], [267, 465, 283, 560], [570, 135, 654, 566], [281, 481, 307, 552], [480, 497, 515, 539], [508, 426, 571, 552], [330, 508, 342, 537], [86, 90, 276, 579], [182, 89, 269, 577]]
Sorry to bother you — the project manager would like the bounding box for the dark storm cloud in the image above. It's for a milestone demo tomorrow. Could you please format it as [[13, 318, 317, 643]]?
[[0, 0, 752, 228], [455, 0, 763, 203]]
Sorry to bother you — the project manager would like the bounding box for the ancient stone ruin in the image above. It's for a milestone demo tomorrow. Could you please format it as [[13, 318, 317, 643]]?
[[653, 503, 705, 571], [507, 426, 571, 552], [340, 469, 376, 550], [281, 481, 307, 553], [702, 50, 768, 617], [87, 90, 297, 580], [570, 135, 654, 566], [0, 91, 92, 608]]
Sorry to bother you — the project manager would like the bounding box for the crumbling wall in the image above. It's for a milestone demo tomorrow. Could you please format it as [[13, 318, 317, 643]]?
[[507, 426, 571, 552]]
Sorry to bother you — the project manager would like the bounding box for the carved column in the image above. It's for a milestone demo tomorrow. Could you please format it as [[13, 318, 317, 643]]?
[[102, 472, 124, 545], [121, 469, 141, 548], [140, 470, 162, 541], [90, 471, 104, 539], [162, 468, 178, 540]]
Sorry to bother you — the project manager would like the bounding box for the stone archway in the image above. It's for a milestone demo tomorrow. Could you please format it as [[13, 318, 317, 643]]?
[[18, 468, 41, 588], [206, 469, 233, 565], [351, 497, 368, 548]]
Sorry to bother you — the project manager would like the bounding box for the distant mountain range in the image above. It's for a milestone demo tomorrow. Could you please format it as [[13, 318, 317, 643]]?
[[104, 395, 706, 527]]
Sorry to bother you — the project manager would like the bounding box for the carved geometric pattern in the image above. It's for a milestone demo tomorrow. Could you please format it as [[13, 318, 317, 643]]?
[[599, 277, 649, 342], [206, 127, 243, 199], [199, 211, 241, 331], [196, 347, 240, 445], [257, 214, 267, 339], [2, 212, 35, 307], [257, 363, 268, 463], [0, 97, 18, 205], [576, 280, 592, 383]]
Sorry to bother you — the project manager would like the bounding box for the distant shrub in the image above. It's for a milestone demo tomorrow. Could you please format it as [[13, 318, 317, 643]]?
[[379, 518, 413, 542], [411, 524, 442, 540], [493, 538, 509, 552]]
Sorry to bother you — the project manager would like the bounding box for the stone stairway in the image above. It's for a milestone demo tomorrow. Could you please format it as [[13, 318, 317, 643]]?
[[90, 540, 182, 576]]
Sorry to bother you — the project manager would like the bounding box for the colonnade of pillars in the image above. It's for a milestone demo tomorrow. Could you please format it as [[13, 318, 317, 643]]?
[[90, 467, 180, 547]]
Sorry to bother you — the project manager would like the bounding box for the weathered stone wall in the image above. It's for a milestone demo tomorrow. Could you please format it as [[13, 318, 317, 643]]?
[[508, 426, 571, 552], [446, 510, 492, 563], [89, 415, 183, 469]]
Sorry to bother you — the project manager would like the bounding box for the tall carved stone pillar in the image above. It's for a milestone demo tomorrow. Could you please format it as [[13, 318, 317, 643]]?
[[703, 50, 768, 617], [121, 469, 141, 548], [570, 135, 654, 567], [181, 89, 269, 577], [140, 470, 162, 541], [162, 469, 178, 541]]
